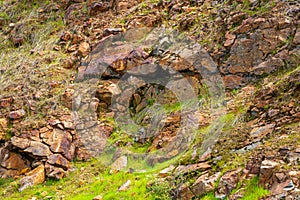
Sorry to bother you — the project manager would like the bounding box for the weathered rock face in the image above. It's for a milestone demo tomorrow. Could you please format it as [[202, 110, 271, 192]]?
[[0, 147, 30, 178], [19, 165, 45, 191], [4, 126, 76, 180], [0, 0, 299, 197], [192, 172, 221, 196], [215, 168, 243, 199]]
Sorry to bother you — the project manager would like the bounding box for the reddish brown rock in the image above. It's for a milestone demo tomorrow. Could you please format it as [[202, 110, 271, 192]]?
[[177, 183, 194, 200], [293, 28, 300, 45], [8, 109, 26, 120], [175, 162, 211, 176], [192, 172, 221, 196], [224, 75, 245, 89], [215, 168, 242, 199], [24, 141, 52, 157], [250, 124, 275, 141], [0, 152, 29, 171], [11, 136, 30, 149], [78, 42, 90, 56], [259, 160, 279, 187], [41, 128, 75, 160], [224, 32, 236, 47], [60, 31, 72, 41], [45, 163, 66, 179], [47, 154, 70, 169], [19, 165, 45, 191], [89, 2, 110, 16]]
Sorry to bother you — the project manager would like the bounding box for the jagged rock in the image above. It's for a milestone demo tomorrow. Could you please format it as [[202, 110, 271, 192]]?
[[45, 163, 66, 179], [192, 172, 221, 196], [89, 2, 110, 16], [0, 118, 8, 140], [11, 136, 30, 149], [110, 156, 127, 173], [118, 180, 131, 191], [19, 165, 45, 191], [40, 128, 75, 160], [0, 148, 30, 178], [176, 183, 194, 200], [103, 28, 123, 36], [250, 124, 275, 141], [24, 141, 52, 157], [215, 168, 242, 199], [60, 31, 72, 41], [78, 42, 90, 56], [259, 160, 279, 187], [251, 58, 284, 76], [8, 109, 26, 120], [47, 154, 70, 170], [159, 165, 175, 178], [224, 75, 245, 89], [175, 162, 211, 176], [0, 151, 29, 171]]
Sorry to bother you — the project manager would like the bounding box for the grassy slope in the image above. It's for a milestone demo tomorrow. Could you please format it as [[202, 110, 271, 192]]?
[[0, 0, 298, 199]]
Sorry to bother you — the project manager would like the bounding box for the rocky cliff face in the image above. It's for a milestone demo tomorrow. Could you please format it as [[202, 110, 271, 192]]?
[[0, 0, 299, 199]]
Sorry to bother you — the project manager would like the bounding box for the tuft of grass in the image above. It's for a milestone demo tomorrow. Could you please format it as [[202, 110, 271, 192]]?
[[240, 176, 269, 200]]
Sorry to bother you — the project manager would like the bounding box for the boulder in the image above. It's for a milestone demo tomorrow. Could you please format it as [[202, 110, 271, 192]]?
[[45, 163, 66, 179], [19, 165, 45, 191], [11, 137, 30, 149], [47, 154, 70, 170], [24, 141, 51, 157]]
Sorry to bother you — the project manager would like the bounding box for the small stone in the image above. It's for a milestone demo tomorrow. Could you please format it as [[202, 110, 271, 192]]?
[[159, 165, 175, 178], [118, 180, 131, 191], [93, 195, 103, 200], [8, 109, 26, 120], [9, 23, 15, 28], [78, 42, 90, 56]]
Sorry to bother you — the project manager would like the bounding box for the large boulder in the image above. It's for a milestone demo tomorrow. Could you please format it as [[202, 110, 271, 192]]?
[[19, 165, 45, 191]]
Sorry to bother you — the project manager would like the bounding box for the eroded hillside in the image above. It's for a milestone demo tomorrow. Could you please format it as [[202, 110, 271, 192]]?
[[0, 0, 299, 199]]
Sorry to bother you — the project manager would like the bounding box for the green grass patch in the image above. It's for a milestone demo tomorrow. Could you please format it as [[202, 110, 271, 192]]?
[[240, 176, 269, 200]]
